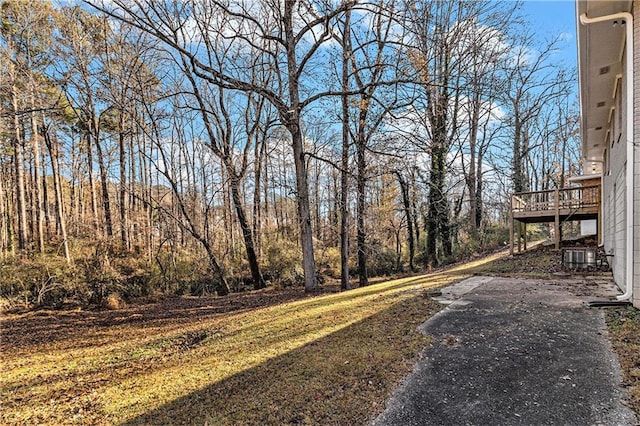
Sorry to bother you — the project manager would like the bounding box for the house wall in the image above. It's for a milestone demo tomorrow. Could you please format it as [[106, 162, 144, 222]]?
[[580, 219, 597, 236], [600, 5, 640, 307], [611, 169, 626, 286], [604, 38, 629, 290], [632, 2, 640, 308]]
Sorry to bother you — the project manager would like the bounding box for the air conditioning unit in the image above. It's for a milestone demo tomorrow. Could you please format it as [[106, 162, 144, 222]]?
[[563, 247, 597, 269]]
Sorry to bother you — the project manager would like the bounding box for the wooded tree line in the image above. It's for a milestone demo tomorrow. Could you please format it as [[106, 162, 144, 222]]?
[[0, 0, 581, 303]]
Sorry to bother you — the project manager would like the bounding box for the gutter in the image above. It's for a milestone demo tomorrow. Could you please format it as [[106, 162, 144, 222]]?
[[579, 11, 635, 301]]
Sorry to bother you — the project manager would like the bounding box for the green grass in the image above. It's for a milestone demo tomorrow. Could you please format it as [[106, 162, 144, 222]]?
[[0, 252, 506, 425]]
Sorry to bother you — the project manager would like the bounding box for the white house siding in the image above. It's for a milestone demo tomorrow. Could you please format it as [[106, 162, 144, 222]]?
[[578, 1, 639, 307], [633, 1, 640, 308], [606, 192, 613, 249], [605, 167, 627, 291], [604, 40, 629, 293]]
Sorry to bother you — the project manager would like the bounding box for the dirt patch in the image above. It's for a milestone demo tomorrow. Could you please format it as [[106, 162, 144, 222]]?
[[466, 238, 610, 278]]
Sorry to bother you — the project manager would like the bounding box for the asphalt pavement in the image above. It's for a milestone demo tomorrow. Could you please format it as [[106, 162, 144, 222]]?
[[372, 275, 638, 426]]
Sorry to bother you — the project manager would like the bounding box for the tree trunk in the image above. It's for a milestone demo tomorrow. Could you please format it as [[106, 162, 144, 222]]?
[[340, 9, 352, 291], [411, 169, 421, 249], [512, 113, 526, 193], [467, 93, 480, 237], [29, 88, 45, 253], [284, 1, 317, 292], [201, 238, 230, 296], [395, 227, 402, 272], [118, 111, 129, 250], [475, 155, 484, 231], [426, 144, 451, 267], [220, 160, 234, 253], [41, 147, 52, 237], [11, 82, 28, 251], [310, 161, 318, 240], [70, 135, 80, 232], [85, 133, 101, 237], [339, 124, 350, 289], [228, 170, 266, 290], [253, 128, 267, 258], [92, 118, 113, 239], [0, 168, 7, 256], [396, 171, 415, 272], [44, 126, 71, 263], [356, 132, 368, 286], [290, 124, 318, 292]]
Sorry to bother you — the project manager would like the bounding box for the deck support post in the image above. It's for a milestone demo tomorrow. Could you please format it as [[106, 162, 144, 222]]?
[[517, 221, 522, 253], [554, 188, 560, 249], [509, 196, 514, 255], [523, 223, 527, 251]]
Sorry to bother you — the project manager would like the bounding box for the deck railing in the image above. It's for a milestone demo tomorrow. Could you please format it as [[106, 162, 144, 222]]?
[[509, 184, 601, 252], [511, 184, 600, 213]]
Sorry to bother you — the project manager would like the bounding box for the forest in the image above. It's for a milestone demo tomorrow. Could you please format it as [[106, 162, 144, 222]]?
[[0, 0, 581, 309]]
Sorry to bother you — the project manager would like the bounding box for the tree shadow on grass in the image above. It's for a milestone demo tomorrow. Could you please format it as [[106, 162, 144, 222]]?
[[1, 289, 319, 352], [121, 296, 443, 426], [2, 273, 450, 355]]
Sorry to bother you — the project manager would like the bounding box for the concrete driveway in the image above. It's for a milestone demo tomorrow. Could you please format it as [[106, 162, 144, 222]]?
[[372, 276, 637, 426]]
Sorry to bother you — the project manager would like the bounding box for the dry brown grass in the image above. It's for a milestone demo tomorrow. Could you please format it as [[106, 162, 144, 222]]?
[[0, 253, 504, 425], [606, 307, 640, 415], [102, 293, 126, 310]]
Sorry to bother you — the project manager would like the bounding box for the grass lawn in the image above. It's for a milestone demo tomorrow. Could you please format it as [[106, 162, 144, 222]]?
[[0, 252, 504, 425]]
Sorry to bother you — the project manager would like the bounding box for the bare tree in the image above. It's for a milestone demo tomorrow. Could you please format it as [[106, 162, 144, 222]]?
[[394, 168, 415, 271], [339, 8, 352, 290], [339, 0, 410, 286], [87, 0, 363, 292], [56, 6, 116, 239], [405, 0, 470, 267], [42, 121, 71, 263], [143, 97, 232, 295], [501, 30, 571, 194], [452, 5, 514, 237]]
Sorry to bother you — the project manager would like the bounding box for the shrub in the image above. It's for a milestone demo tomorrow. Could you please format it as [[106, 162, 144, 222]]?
[[316, 246, 341, 279], [1, 245, 165, 310], [482, 224, 512, 249], [103, 292, 126, 310], [0, 255, 85, 310], [366, 245, 399, 277], [262, 237, 304, 287]]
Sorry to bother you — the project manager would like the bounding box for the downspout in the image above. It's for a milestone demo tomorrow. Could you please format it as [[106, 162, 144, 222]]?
[[580, 12, 635, 301]]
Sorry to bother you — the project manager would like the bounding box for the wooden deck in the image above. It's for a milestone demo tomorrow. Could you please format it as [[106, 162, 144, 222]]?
[[510, 185, 601, 253]]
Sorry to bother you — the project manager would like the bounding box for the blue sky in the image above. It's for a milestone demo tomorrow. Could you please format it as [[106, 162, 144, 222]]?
[[521, 0, 578, 67]]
